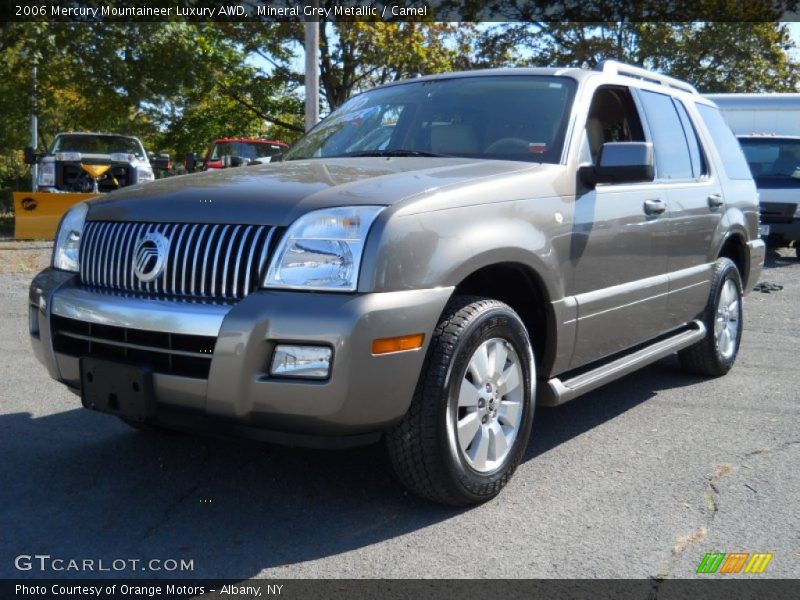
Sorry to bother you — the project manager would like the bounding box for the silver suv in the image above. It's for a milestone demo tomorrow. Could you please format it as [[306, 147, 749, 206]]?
[[30, 61, 765, 505]]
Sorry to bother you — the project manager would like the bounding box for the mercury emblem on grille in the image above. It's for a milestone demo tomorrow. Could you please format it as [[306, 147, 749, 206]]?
[[132, 231, 170, 282]]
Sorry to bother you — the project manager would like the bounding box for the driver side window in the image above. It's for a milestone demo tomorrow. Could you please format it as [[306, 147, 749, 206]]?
[[582, 86, 645, 164]]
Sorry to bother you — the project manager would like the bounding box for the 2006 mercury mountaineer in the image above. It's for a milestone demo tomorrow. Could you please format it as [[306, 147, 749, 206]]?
[[30, 61, 765, 505]]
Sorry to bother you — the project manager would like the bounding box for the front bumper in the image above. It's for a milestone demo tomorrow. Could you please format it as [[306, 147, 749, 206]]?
[[745, 237, 766, 292], [30, 269, 453, 444], [763, 219, 800, 245]]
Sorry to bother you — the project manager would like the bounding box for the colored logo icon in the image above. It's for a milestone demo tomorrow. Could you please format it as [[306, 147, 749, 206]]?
[[696, 552, 773, 574]]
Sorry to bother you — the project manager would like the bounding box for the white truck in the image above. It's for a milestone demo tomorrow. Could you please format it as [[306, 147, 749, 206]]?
[[706, 94, 800, 257]]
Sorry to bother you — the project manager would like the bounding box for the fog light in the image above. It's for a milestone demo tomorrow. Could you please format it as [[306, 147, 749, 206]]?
[[270, 345, 332, 379]]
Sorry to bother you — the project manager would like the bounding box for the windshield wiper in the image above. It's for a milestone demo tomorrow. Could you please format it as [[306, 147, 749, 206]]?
[[343, 149, 448, 158]]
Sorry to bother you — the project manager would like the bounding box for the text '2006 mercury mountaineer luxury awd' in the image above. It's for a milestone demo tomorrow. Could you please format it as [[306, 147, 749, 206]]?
[[30, 61, 765, 505]]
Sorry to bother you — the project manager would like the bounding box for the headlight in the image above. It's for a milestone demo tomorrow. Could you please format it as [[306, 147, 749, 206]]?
[[37, 162, 55, 187], [264, 206, 384, 291], [137, 165, 155, 182], [794, 204, 800, 218], [52, 203, 89, 272]]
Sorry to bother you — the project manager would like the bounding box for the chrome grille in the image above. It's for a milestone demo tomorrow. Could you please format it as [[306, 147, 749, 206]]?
[[80, 221, 276, 300]]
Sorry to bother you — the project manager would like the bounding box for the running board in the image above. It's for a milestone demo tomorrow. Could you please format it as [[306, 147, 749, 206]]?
[[539, 321, 706, 407]]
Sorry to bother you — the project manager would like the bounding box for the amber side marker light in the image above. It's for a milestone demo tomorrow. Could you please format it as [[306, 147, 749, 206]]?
[[372, 333, 425, 355]]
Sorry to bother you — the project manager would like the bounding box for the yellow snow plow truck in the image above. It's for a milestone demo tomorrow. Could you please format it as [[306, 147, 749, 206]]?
[[16, 132, 164, 239]]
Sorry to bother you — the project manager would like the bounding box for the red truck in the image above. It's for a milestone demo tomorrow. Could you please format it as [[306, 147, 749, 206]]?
[[185, 137, 289, 172]]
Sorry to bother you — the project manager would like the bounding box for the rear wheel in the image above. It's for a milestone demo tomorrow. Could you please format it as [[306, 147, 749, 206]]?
[[678, 258, 743, 376], [386, 296, 535, 506]]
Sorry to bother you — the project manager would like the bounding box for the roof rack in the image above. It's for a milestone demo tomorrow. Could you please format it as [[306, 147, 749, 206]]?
[[594, 60, 698, 95]]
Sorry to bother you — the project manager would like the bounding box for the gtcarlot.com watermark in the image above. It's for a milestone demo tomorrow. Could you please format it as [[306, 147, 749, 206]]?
[[14, 554, 194, 573]]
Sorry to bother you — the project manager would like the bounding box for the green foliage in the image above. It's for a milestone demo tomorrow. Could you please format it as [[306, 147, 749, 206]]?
[[0, 22, 304, 189], [238, 19, 478, 111], [478, 22, 800, 93]]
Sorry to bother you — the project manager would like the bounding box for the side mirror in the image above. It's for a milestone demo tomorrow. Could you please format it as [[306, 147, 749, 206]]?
[[23, 146, 38, 165], [579, 142, 655, 187], [184, 152, 198, 173]]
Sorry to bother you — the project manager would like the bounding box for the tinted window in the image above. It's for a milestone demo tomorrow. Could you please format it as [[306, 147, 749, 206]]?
[[696, 104, 752, 180], [638, 90, 693, 180], [739, 138, 800, 186], [51, 135, 145, 160], [674, 100, 707, 178], [284, 76, 578, 163], [210, 141, 284, 160]]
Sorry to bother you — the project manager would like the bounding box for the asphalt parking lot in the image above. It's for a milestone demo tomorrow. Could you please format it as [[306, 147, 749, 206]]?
[[0, 241, 797, 580]]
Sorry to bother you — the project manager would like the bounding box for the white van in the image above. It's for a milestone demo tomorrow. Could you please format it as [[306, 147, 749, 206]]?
[[706, 94, 800, 257]]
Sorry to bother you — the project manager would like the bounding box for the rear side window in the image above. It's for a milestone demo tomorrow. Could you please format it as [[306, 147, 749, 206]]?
[[638, 90, 693, 180], [696, 104, 753, 180], [674, 100, 707, 178]]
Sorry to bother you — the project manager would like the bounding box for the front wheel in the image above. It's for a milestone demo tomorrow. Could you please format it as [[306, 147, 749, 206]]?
[[386, 296, 535, 506], [678, 258, 743, 376]]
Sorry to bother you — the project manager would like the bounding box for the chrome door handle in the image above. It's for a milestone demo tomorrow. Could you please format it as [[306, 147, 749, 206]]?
[[708, 194, 724, 208], [644, 198, 666, 215]]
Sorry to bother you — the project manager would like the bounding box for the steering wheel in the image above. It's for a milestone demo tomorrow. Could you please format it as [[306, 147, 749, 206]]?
[[484, 137, 531, 154]]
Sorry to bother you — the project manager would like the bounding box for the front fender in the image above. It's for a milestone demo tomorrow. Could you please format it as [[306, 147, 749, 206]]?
[[361, 199, 570, 302]]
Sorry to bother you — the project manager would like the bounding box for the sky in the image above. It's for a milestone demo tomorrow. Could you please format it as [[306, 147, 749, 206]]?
[[788, 22, 800, 58]]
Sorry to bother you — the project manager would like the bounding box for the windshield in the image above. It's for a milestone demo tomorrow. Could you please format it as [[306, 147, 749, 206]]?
[[210, 141, 285, 160], [51, 134, 146, 159], [284, 75, 578, 163], [739, 138, 800, 185]]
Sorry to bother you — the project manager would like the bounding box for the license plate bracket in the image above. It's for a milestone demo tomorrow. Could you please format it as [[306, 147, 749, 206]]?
[[80, 358, 155, 422]]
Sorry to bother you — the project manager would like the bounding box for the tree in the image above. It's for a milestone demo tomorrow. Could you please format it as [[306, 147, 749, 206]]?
[[476, 21, 800, 93], [237, 18, 477, 112], [0, 22, 304, 190]]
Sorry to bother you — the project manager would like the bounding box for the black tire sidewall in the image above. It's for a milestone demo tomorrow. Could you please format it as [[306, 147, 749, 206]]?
[[438, 305, 535, 501]]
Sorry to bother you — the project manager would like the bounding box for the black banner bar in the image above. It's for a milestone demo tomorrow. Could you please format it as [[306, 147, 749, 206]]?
[[2, 0, 800, 23], [3, 579, 800, 600]]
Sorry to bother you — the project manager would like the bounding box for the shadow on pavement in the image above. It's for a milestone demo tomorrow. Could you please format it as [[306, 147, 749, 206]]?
[[0, 357, 704, 579], [526, 356, 703, 461], [764, 247, 798, 270]]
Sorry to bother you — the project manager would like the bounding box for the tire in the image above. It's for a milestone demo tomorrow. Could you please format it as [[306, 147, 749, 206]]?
[[386, 296, 535, 506], [678, 258, 743, 376]]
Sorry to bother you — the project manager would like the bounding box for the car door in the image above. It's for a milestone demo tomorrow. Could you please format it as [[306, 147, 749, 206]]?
[[569, 85, 672, 368], [637, 92, 723, 328]]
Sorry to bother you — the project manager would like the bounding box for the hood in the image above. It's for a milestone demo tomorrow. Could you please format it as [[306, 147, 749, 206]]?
[[43, 153, 145, 165], [86, 157, 538, 226]]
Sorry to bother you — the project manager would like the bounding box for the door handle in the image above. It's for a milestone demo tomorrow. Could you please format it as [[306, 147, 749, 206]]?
[[644, 198, 666, 215], [708, 194, 724, 208]]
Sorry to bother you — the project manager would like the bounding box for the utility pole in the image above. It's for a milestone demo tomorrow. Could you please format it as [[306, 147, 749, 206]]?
[[304, 1, 320, 132], [30, 60, 38, 191]]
